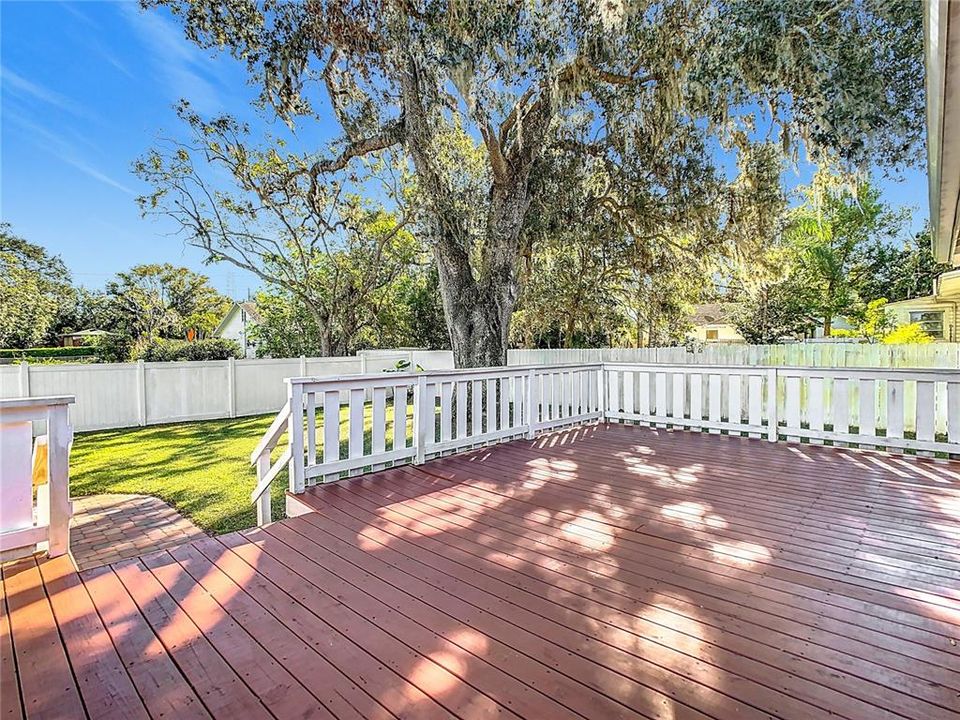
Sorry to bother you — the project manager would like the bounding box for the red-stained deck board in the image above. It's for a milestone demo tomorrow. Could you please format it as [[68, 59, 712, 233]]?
[[3, 424, 959, 720]]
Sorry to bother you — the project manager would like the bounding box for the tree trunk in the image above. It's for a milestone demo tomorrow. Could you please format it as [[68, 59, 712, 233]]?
[[823, 316, 832, 337]]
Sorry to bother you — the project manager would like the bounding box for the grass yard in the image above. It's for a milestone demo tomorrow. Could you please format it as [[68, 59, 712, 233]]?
[[71, 402, 413, 534]]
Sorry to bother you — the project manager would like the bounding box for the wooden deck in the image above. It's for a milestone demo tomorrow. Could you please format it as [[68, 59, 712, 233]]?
[[3, 424, 959, 720]]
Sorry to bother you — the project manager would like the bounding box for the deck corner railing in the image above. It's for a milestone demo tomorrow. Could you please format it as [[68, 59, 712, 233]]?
[[0, 395, 75, 560], [251, 361, 960, 526]]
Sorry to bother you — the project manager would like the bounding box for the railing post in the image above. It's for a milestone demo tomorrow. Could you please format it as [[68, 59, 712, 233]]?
[[287, 380, 305, 494], [526, 368, 536, 439], [766, 367, 778, 443], [255, 452, 271, 525], [413, 374, 427, 464], [45, 404, 71, 557], [598, 363, 607, 422]]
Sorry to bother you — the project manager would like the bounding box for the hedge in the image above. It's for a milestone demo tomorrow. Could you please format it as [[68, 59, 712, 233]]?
[[0, 347, 94, 359]]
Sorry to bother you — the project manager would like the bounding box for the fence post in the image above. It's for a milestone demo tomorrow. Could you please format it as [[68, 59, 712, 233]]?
[[45, 404, 71, 557], [18, 361, 29, 397], [359, 351, 368, 374], [413, 374, 427, 464], [227, 357, 237, 418], [287, 380, 305, 494], [136, 360, 147, 426], [526, 368, 536, 439], [299, 355, 307, 376], [766, 367, 778, 442]]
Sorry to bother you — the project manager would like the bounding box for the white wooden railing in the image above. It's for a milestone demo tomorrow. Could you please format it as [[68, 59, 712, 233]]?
[[0, 396, 74, 560], [251, 362, 959, 525]]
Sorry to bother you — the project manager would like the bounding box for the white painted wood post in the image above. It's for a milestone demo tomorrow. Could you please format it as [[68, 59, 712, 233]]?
[[255, 452, 271, 526], [136, 360, 147, 426], [526, 368, 536, 438], [323, 390, 339, 482], [299, 355, 307, 376], [45, 404, 71, 558], [413, 374, 428, 464], [287, 381, 305, 494], [766, 368, 778, 442], [597, 366, 606, 422], [227, 357, 237, 418]]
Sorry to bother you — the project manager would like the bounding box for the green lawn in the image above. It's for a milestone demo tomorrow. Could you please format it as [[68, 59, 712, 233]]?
[[70, 402, 414, 535]]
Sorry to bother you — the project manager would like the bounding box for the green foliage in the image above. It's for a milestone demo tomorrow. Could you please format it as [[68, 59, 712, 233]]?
[[786, 173, 906, 333], [0, 224, 76, 348], [103, 263, 231, 344], [92, 332, 134, 364], [853, 229, 951, 303], [0, 346, 94, 359], [133, 337, 242, 362], [145, 0, 924, 365], [883, 323, 934, 345], [730, 279, 819, 345], [832, 299, 895, 342]]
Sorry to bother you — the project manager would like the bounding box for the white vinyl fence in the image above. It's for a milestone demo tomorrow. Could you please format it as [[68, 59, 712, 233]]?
[[0, 350, 453, 432], [508, 343, 960, 368], [252, 360, 960, 525]]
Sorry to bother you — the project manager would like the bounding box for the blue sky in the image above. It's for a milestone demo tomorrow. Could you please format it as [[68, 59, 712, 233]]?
[[1, 1, 931, 298]]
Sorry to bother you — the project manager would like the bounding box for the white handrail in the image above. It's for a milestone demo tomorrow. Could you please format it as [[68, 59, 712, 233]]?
[[251, 361, 960, 526]]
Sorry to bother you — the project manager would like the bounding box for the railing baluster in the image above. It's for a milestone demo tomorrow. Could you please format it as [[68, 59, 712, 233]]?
[[690, 373, 703, 428], [393, 384, 407, 452], [916, 380, 935, 456], [472, 379, 483, 436], [727, 374, 741, 432], [748, 374, 762, 438], [707, 374, 721, 434], [832, 377, 850, 446], [486, 377, 497, 432], [858, 378, 876, 441], [372, 386, 386, 471], [456, 380, 468, 440], [440, 381, 453, 444], [808, 376, 824, 444], [785, 375, 801, 442], [306, 390, 317, 466], [948, 381, 960, 452], [500, 377, 511, 429], [323, 390, 340, 482], [513, 374, 524, 428], [348, 387, 364, 476]]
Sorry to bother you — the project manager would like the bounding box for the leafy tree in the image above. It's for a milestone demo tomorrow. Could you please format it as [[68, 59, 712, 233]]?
[[730, 280, 819, 344], [0, 224, 76, 348], [853, 229, 952, 304], [137, 107, 421, 356], [786, 174, 905, 335], [103, 263, 231, 344], [145, 0, 924, 366]]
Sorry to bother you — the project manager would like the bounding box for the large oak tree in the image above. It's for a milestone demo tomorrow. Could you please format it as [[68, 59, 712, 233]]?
[[144, 0, 923, 366]]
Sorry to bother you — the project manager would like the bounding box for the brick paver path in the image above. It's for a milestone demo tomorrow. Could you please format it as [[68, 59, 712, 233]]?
[[70, 494, 207, 571]]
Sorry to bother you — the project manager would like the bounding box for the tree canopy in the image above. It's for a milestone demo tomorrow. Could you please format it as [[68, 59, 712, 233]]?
[[143, 0, 925, 366]]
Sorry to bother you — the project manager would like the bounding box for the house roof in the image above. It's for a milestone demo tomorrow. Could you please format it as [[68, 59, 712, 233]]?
[[689, 303, 736, 326], [59, 329, 112, 338], [214, 301, 262, 336]]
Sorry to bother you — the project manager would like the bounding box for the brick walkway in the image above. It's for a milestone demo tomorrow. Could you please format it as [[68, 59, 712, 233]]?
[[69, 494, 207, 571]]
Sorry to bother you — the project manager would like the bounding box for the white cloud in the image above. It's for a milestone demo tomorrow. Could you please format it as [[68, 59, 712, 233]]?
[[119, 4, 226, 114]]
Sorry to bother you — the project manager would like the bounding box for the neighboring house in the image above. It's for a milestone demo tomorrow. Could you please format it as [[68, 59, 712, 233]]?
[[59, 329, 112, 347], [687, 303, 745, 343], [214, 301, 261, 358], [884, 269, 960, 342]]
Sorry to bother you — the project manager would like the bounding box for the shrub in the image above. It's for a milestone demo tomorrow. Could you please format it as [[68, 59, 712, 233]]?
[[134, 337, 242, 362], [882, 323, 934, 345], [0, 346, 93, 359]]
